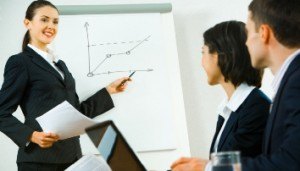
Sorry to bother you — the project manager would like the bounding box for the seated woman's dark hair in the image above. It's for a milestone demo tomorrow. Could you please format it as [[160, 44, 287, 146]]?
[[203, 20, 263, 87]]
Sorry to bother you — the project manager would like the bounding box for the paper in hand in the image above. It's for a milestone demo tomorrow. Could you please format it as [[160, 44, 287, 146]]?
[[36, 101, 98, 140]]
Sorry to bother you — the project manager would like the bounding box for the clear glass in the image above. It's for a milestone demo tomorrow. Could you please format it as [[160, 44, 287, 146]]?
[[211, 151, 242, 171]]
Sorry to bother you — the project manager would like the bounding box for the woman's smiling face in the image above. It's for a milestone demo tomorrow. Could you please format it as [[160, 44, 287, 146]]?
[[24, 5, 59, 49]]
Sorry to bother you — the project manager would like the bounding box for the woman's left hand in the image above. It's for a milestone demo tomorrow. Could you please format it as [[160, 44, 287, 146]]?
[[106, 77, 132, 94]]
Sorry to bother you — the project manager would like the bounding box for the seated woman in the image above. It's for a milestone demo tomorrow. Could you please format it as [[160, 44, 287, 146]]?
[[171, 20, 271, 171]]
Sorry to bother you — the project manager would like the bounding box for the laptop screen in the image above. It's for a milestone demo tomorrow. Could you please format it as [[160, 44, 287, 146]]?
[[85, 120, 147, 171]]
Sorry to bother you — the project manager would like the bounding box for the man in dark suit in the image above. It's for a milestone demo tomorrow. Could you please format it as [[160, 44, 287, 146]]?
[[171, 0, 300, 170], [241, 0, 300, 170]]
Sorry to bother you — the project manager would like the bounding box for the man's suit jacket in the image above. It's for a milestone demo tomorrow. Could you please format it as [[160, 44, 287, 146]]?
[[0, 46, 114, 163], [209, 88, 270, 158], [243, 54, 300, 171]]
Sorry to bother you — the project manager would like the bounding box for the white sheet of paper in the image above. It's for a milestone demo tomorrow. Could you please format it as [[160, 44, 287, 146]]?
[[36, 101, 98, 140], [66, 154, 111, 171]]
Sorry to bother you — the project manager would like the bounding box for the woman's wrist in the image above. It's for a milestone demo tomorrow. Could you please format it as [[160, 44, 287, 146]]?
[[106, 86, 113, 94]]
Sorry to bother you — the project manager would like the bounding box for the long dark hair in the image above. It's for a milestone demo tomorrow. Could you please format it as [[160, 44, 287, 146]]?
[[22, 0, 58, 52], [203, 20, 263, 88]]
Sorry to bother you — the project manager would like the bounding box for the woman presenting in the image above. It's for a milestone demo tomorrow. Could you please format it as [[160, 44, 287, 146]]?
[[0, 0, 131, 170]]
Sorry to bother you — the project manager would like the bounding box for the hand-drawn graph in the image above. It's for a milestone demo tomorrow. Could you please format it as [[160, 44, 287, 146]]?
[[84, 22, 154, 77], [54, 13, 178, 153]]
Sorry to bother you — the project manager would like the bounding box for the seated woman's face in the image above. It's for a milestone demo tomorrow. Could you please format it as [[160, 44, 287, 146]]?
[[201, 45, 223, 85]]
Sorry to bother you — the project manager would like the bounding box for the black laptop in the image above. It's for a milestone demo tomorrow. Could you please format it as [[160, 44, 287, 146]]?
[[85, 120, 147, 171]]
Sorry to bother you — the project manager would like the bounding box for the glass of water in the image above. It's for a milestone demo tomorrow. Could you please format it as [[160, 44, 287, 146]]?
[[211, 151, 241, 171]]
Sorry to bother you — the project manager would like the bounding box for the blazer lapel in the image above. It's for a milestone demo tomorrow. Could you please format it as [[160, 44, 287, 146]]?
[[25, 46, 65, 85], [210, 115, 225, 154], [264, 54, 300, 152], [217, 111, 239, 151], [210, 128, 219, 154], [55, 60, 72, 85]]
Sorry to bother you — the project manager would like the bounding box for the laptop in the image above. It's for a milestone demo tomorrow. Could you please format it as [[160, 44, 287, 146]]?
[[85, 120, 147, 171]]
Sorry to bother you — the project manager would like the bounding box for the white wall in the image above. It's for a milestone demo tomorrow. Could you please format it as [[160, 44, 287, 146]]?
[[0, 0, 273, 170]]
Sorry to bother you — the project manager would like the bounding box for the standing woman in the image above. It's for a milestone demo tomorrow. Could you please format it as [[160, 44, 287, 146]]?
[[0, 0, 130, 170], [171, 21, 271, 171]]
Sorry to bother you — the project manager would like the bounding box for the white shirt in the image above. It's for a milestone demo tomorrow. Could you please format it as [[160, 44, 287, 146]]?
[[271, 49, 300, 97], [206, 83, 255, 171], [27, 44, 64, 79]]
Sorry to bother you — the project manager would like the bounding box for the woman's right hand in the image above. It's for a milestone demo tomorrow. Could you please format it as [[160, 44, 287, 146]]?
[[29, 131, 60, 148], [106, 77, 132, 94]]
